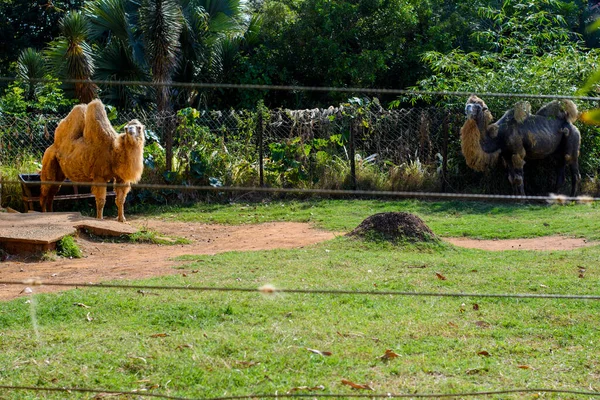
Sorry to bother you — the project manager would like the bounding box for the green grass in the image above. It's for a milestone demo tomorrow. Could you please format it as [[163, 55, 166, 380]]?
[[140, 198, 600, 239], [56, 235, 83, 259], [1, 199, 600, 399]]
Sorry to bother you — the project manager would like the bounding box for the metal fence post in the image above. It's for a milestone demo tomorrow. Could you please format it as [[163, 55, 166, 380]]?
[[349, 119, 356, 190], [442, 112, 449, 193], [258, 111, 264, 187], [164, 112, 174, 172]]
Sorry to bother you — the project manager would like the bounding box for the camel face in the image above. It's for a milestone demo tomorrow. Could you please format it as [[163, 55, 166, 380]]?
[[465, 102, 485, 120], [465, 95, 489, 121], [125, 119, 144, 139]]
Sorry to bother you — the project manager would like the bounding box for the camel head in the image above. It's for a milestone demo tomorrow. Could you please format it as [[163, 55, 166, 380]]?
[[465, 95, 494, 126], [124, 119, 145, 141]]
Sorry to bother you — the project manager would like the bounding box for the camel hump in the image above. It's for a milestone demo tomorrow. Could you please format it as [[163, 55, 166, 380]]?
[[536, 99, 578, 124], [562, 100, 578, 123], [514, 101, 531, 124], [54, 103, 87, 144], [84, 99, 119, 143]]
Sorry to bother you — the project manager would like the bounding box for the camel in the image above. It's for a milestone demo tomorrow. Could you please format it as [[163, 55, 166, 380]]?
[[461, 95, 581, 196], [40, 99, 145, 222]]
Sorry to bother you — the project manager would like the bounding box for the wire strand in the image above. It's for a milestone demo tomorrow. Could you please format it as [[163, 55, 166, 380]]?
[[2, 281, 599, 300], [1, 385, 599, 399], [2, 179, 598, 204], [0, 76, 599, 101]]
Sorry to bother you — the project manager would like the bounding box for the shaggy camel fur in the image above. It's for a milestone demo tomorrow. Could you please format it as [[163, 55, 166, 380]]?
[[461, 95, 581, 196], [40, 99, 145, 222]]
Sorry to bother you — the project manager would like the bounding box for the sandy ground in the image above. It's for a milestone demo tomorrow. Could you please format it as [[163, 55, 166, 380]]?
[[0, 218, 595, 301], [0, 219, 339, 300]]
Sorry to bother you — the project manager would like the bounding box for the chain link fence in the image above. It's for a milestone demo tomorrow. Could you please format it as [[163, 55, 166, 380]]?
[[1, 104, 461, 173], [4, 103, 580, 209]]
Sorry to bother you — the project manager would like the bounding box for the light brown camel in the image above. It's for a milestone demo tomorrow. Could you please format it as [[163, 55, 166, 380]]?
[[40, 99, 145, 222]]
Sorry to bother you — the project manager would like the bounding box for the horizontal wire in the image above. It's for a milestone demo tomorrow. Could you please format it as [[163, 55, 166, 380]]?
[[0, 385, 599, 399], [1, 179, 597, 203], [2, 280, 599, 300], [0, 76, 599, 101], [0, 385, 187, 399]]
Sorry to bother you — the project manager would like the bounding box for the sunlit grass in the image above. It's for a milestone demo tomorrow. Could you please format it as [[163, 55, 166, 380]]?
[[1, 200, 600, 399]]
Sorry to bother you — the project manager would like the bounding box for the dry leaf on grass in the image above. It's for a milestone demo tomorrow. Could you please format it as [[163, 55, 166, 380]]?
[[235, 361, 260, 368], [465, 368, 486, 375], [473, 303, 479, 311], [477, 351, 490, 357], [474, 320, 491, 328], [307, 348, 332, 356], [448, 321, 458, 328], [337, 331, 365, 338], [176, 344, 193, 350], [435, 272, 447, 280], [287, 385, 325, 394], [73, 303, 90, 308], [93, 393, 123, 399], [150, 333, 169, 338], [380, 349, 400, 360], [518, 365, 533, 369], [86, 312, 93, 322], [341, 379, 374, 391]]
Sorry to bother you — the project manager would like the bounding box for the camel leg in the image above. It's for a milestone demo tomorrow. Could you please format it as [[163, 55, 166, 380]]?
[[565, 127, 581, 197], [91, 183, 107, 220], [40, 145, 65, 212], [511, 153, 526, 196], [115, 182, 131, 223], [555, 157, 566, 194], [568, 160, 581, 197]]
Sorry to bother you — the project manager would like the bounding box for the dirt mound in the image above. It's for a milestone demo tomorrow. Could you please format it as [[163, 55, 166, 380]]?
[[347, 212, 437, 243]]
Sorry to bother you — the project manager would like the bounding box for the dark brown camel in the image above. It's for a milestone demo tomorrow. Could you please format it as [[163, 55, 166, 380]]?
[[460, 95, 581, 196]]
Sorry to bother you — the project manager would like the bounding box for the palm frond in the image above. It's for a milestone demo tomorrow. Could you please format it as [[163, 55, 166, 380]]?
[[17, 48, 46, 83], [84, 0, 130, 41]]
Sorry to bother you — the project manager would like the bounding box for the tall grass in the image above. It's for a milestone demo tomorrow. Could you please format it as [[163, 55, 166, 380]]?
[[1, 154, 41, 210]]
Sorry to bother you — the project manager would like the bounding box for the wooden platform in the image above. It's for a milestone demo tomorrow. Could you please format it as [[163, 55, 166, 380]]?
[[0, 212, 137, 254]]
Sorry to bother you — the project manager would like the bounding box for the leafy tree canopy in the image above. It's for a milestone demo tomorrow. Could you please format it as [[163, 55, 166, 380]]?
[[0, 0, 84, 74]]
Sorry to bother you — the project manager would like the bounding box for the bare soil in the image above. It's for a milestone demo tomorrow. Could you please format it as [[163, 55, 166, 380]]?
[[0, 218, 595, 301], [0, 219, 338, 301]]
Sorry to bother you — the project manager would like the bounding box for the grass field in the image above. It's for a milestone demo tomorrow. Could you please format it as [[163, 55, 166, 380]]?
[[1, 199, 600, 399]]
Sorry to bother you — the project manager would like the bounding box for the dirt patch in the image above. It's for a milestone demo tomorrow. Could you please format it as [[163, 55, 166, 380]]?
[[445, 236, 593, 251], [0, 217, 596, 302], [347, 212, 436, 242], [0, 219, 338, 301]]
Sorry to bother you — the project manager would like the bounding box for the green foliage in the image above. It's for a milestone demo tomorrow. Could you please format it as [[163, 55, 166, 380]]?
[[0, 77, 74, 115], [129, 228, 191, 245], [56, 235, 83, 258], [407, 0, 596, 109], [0, 83, 28, 115], [0, 154, 41, 209], [0, 0, 85, 74]]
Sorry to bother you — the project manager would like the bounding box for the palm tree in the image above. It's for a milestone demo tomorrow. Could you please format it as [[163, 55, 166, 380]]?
[[83, 0, 249, 109], [45, 11, 97, 103], [16, 48, 46, 101], [139, 0, 183, 113], [139, 0, 183, 169], [46, 0, 251, 170]]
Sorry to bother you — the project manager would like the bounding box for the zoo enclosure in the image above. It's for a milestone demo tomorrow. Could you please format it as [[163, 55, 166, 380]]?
[[0, 105, 464, 192]]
